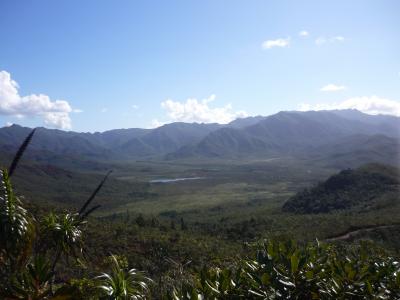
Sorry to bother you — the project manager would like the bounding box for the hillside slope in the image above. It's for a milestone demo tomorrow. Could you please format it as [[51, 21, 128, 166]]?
[[168, 110, 400, 161], [1, 110, 399, 165], [282, 164, 400, 214]]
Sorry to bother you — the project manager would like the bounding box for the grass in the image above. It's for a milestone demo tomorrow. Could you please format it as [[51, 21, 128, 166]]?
[[104, 181, 291, 218], [7, 153, 400, 250], [103, 157, 327, 220]]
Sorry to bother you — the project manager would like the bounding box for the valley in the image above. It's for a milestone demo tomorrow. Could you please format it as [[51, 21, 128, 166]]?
[[7, 151, 400, 247], [2, 109, 398, 244], [2, 3, 400, 296], [1, 109, 400, 298]]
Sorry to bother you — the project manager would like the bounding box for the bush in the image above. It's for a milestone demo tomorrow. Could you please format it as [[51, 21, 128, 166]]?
[[1, 130, 399, 299]]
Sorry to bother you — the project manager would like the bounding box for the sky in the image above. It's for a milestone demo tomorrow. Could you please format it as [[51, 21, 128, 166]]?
[[0, 0, 399, 132]]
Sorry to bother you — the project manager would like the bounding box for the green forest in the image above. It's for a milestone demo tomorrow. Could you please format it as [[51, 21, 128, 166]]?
[[2, 1, 399, 298], [1, 129, 400, 299]]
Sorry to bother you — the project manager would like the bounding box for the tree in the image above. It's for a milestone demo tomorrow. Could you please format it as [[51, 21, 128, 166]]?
[[0, 130, 151, 299]]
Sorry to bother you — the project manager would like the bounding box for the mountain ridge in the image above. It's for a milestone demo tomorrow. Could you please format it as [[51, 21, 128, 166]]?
[[1, 110, 399, 168]]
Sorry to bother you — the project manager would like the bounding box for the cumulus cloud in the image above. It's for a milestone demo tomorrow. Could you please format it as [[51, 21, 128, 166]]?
[[299, 30, 309, 37], [262, 37, 290, 49], [0, 70, 74, 129], [320, 84, 347, 92], [150, 119, 166, 128], [158, 95, 248, 125], [315, 36, 345, 45], [299, 96, 400, 116]]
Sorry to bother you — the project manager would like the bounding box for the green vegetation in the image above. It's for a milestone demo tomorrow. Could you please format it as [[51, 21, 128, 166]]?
[[283, 163, 399, 213], [0, 131, 151, 299], [2, 128, 400, 298], [171, 240, 400, 299]]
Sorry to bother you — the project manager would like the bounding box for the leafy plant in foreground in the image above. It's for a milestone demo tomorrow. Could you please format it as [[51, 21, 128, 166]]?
[[96, 255, 152, 299], [0, 130, 150, 299], [169, 240, 400, 299], [1, 129, 400, 299]]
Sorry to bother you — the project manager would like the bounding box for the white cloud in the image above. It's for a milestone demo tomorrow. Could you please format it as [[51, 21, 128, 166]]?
[[262, 37, 290, 49], [299, 96, 400, 116], [299, 30, 309, 37], [43, 112, 72, 129], [5, 122, 13, 127], [158, 95, 248, 124], [315, 36, 345, 45], [0, 70, 73, 129], [320, 84, 347, 92], [131, 104, 139, 110], [150, 119, 166, 128], [334, 36, 345, 42], [100, 108, 108, 113]]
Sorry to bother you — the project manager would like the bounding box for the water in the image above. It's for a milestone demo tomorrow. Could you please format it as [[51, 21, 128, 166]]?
[[149, 177, 204, 183]]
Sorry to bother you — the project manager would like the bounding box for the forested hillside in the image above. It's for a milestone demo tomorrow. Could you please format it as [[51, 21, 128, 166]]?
[[1, 128, 400, 298], [283, 164, 400, 213], [2, 0, 399, 298]]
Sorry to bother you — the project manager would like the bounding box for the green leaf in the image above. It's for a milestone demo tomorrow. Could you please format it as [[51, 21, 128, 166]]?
[[261, 273, 270, 285], [291, 251, 300, 274]]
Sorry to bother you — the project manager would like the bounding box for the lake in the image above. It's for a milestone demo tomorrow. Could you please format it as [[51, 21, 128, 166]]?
[[149, 177, 204, 183]]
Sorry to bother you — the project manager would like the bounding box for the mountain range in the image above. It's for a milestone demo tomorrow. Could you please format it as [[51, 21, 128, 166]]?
[[0, 109, 399, 168]]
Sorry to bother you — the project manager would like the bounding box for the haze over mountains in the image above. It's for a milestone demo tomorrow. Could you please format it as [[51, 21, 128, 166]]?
[[0, 109, 399, 168]]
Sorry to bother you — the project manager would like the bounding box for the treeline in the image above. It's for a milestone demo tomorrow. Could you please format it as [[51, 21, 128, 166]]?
[[283, 164, 399, 214], [1, 130, 400, 299]]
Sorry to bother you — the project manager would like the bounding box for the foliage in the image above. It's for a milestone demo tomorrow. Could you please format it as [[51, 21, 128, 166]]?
[[170, 240, 400, 299], [1, 130, 400, 299], [0, 168, 34, 269], [283, 164, 399, 213], [96, 255, 151, 299], [6, 255, 53, 299], [0, 130, 150, 299]]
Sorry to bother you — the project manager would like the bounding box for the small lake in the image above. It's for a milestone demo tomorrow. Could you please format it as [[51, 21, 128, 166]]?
[[149, 177, 204, 183]]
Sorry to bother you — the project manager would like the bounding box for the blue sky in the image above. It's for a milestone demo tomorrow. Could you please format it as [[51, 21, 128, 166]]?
[[0, 0, 399, 132]]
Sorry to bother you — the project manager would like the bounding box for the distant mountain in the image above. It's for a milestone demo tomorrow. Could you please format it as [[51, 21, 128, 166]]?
[[94, 128, 151, 148], [0, 125, 114, 163], [0, 122, 223, 162], [282, 163, 400, 214], [330, 109, 400, 130], [227, 116, 267, 129], [116, 122, 222, 158], [1, 110, 399, 167], [169, 127, 271, 158], [308, 134, 400, 169], [168, 110, 400, 162]]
